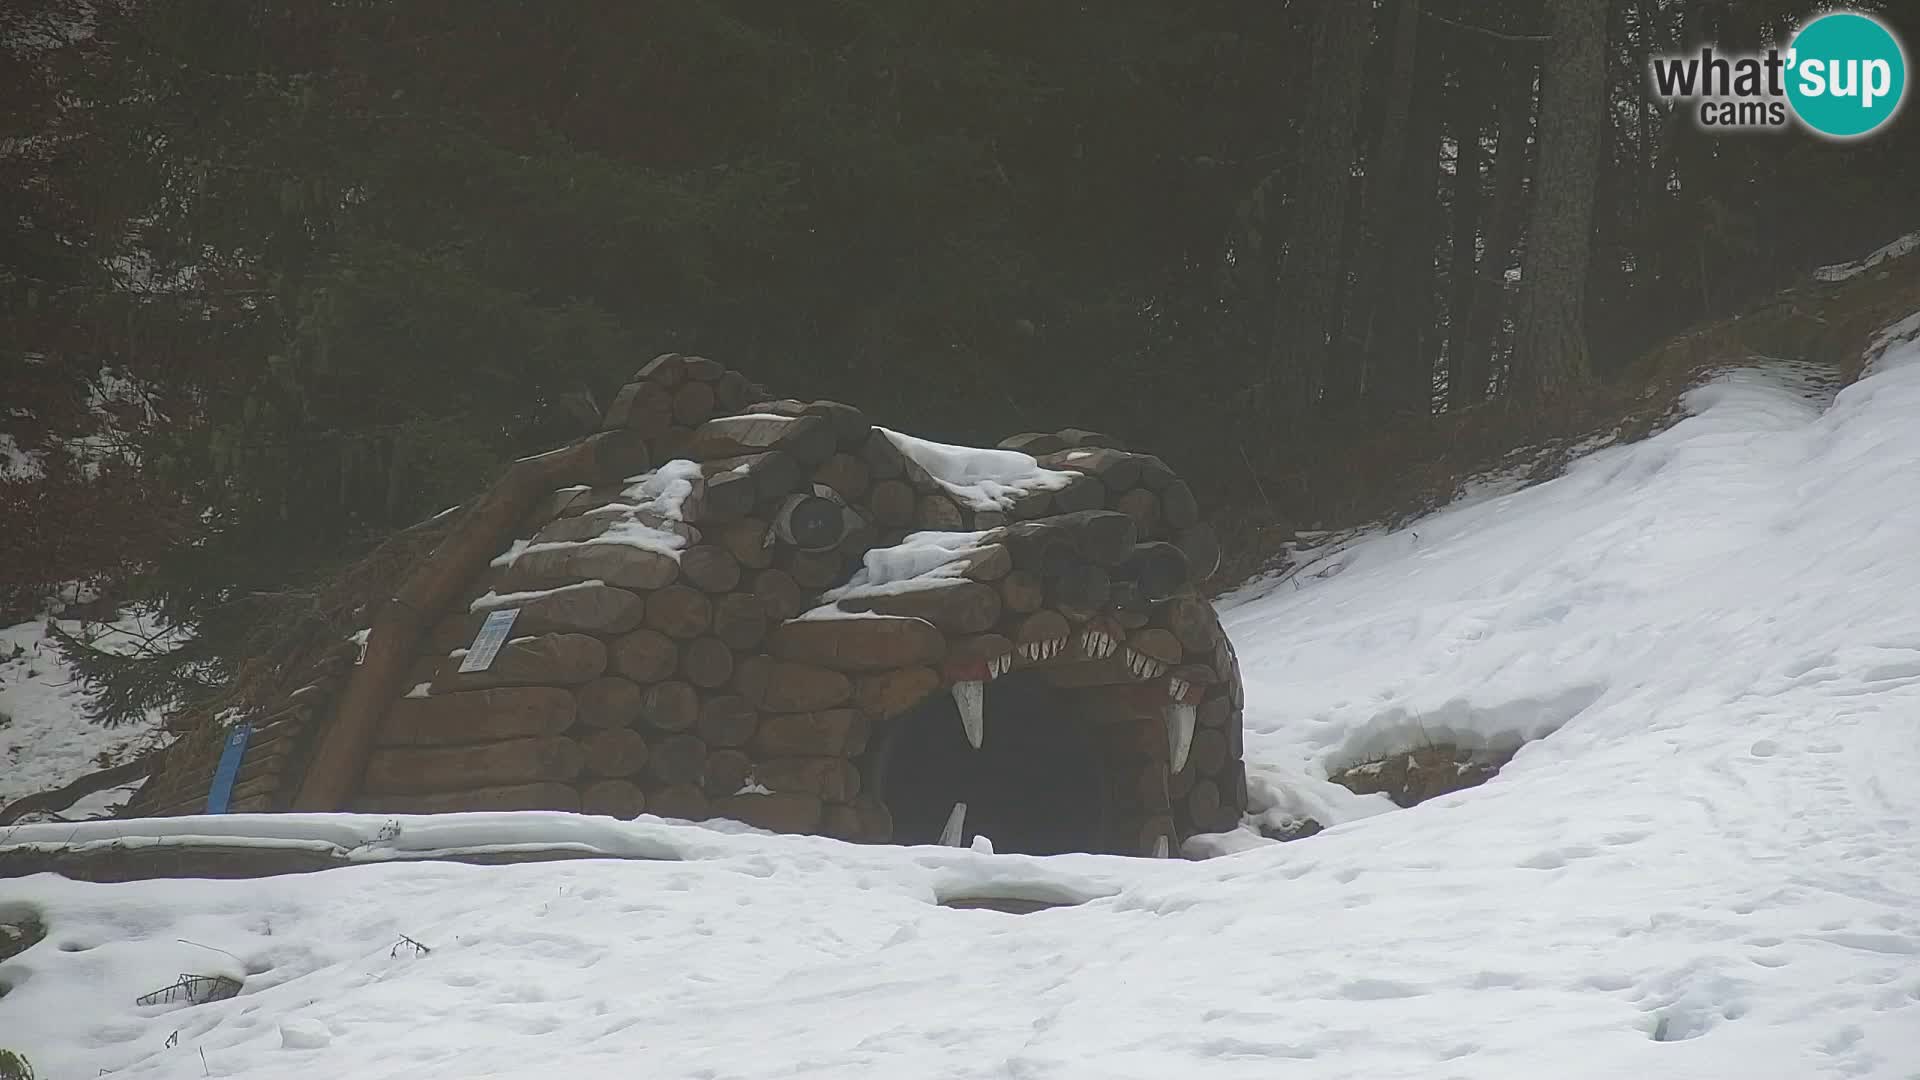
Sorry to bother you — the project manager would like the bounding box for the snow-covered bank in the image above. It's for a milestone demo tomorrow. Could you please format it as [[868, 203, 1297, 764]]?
[[6, 319, 1920, 1077], [1, 610, 170, 815]]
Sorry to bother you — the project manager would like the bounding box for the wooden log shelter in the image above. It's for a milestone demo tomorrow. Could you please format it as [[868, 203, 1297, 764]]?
[[122, 354, 1247, 857]]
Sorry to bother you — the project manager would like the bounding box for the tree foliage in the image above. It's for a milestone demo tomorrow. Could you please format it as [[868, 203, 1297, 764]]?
[[5, 0, 1917, 724]]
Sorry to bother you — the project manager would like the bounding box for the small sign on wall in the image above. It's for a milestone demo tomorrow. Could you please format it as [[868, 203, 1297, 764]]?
[[458, 608, 521, 673]]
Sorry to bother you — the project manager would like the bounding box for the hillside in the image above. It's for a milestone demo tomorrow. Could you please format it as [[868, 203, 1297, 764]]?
[[4, 286, 1919, 1076]]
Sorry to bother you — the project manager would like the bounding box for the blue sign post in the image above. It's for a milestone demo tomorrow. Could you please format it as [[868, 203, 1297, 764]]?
[[204, 722, 254, 814]]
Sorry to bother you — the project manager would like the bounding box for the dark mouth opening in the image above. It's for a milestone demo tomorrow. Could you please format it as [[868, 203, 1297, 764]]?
[[874, 671, 1111, 855]]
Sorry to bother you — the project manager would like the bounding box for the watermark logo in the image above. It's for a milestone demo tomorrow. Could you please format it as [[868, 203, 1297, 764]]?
[[1650, 10, 1906, 139]]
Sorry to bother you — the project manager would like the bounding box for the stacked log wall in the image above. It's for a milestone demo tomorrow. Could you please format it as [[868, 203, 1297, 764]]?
[[129, 352, 1248, 857]]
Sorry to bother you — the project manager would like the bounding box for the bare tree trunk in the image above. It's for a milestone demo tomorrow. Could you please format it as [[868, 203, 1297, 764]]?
[[1267, 0, 1370, 417], [1511, 0, 1607, 400], [1342, 0, 1423, 409], [1467, 63, 1536, 404], [1445, 94, 1486, 411]]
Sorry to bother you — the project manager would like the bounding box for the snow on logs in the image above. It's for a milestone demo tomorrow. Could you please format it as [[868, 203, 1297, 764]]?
[[297, 353, 1244, 851]]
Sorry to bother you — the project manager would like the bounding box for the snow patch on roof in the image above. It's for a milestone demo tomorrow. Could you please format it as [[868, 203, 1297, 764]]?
[[879, 428, 1073, 510]]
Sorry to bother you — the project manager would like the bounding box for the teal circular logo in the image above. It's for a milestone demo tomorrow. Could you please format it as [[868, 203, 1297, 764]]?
[[1787, 13, 1907, 139]]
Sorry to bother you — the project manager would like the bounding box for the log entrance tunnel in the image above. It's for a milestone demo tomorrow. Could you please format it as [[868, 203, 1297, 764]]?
[[876, 673, 1110, 855]]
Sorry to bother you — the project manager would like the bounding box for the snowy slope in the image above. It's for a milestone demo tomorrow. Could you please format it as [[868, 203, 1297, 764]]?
[[1, 611, 171, 815], [6, 319, 1920, 1077]]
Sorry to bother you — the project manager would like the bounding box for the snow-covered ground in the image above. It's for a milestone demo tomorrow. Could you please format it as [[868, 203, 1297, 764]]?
[[0, 610, 170, 815], [6, 315, 1920, 1077]]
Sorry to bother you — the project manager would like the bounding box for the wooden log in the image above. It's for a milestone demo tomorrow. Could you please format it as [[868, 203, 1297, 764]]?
[[998, 525, 1078, 577], [835, 505, 876, 558], [601, 381, 675, 438], [711, 517, 774, 570], [1050, 472, 1107, 514], [639, 680, 700, 732], [701, 451, 800, 502], [646, 733, 708, 788], [1049, 509, 1138, 566], [1197, 695, 1232, 729], [813, 453, 870, 500], [362, 736, 587, 795], [1013, 610, 1071, 660], [712, 591, 769, 650], [1133, 454, 1175, 491], [697, 695, 759, 747], [710, 793, 823, 834], [648, 784, 709, 821], [431, 633, 608, 692], [589, 430, 654, 486], [688, 414, 835, 467], [754, 757, 860, 802], [782, 548, 842, 591], [356, 782, 580, 815], [645, 585, 713, 639], [580, 779, 646, 819], [679, 545, 741, 593], [471, 582, 648, 637], [530, 504, 675, 546], [1185, 778, 1222, 831], [1046, 563, 1111, 622], [380, 687, 577, 747], [853, 666, 940, 720], [680, 355, 726, 382], [768, 616, 945, 671], [745, 397, 809, 417], [1113, 488, 1161, 537], [1055, 428, 1126, 451], [948, 633, 1013, 674], [1040, 446, 1141, 491], [1126, 628, 1183, 667], [703, 748, 753, 798], [637, 352, 688, 386], [680, 636, 735, 689], [714, 370, 754, 412], [732, 655, 853, 712], [1119, 542, 1190, 600], [1163, 596, 1217, 654], [1006, 490, 1054, 521], [772, 493, 845, 551], [499, 542, 680, 593], [839, 581, 1000, 634], [1191, 727, 1228, 777], [1175, 523, 1221, 581], [655, 425, 694, 460], [582, 728, 652, 778], [749, 709, 869, 757], [672, 379, 717, 426], [915, 493, 965, 532], [608, 628, 679, 684], [801, 400, 872, 448], [752, 569, 805, 620], [861, 427, 906, 480], [867, 479, 916, 527], [1110, 580, 1150, 629], [998, 569, 1044, 614], [1161, 479, 1199, 530], [575, 676, 643, 729], [997, 432, 1068, 456], [972, 510, 1006, 530], [689, 471, 759, 523]]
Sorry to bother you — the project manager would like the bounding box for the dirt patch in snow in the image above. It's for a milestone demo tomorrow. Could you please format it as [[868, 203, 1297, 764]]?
[[1327, 744, 1516, 809]]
